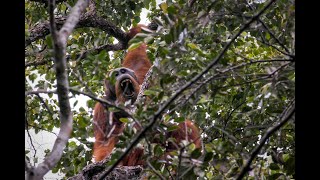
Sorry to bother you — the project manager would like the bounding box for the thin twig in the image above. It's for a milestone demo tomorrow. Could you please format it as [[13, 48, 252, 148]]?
[[224, 100, 246, 128], [25, 119, 37, 165], [256, 38, 294, 58], [178, 165, 195, 179], [25, 89, 57, 96], [258, 19, 290, 53], [146, 157, 166, 180], [211, 125, 238, 146], [245, 0, 290, 54], [36, 94, 53, 115], [176, 146, 185, 180], [70, 69, 95, 95], [71, 88, 143, 128]]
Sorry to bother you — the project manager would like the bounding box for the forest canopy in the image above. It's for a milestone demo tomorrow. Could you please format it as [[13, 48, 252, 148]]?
[[25, 0, 295, 179]]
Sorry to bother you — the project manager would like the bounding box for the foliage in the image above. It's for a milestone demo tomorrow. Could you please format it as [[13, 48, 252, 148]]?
[[25, 0, 295, 179]]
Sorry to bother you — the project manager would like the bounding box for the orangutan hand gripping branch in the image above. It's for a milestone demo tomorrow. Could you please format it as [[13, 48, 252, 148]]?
[[92, 24, 202, 166]]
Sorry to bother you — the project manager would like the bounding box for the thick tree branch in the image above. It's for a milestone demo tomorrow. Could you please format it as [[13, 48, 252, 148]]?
[[98, 1, 277, 179], [68, 151, 144, 180], [25, 12, 127, 47], [236, 102, 295, 180], [59, 0, 89, 42], [26, 16, 65, 47], [26, 0, 89, 179]]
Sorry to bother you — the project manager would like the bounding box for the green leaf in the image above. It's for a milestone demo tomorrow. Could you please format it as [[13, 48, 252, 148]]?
[[167, 125, 179, 132], [266, 32, 271, 40], [119, 118, 129, 123], [203, 152, 213, 163], [98, 50, 107, 61], [267, 173, 282, 180], [174, 117, 185, 123], [46, 35, 53, 49], [68, 141, 77, 151], [144, 89, 158, 96], [284, 156, 295, 175], [187, 43, 198, 50], [128, 42, 143, 51], [191, 148, 202, 159], [160, 2, 168, 13], [154, 144, 165, 156], [269, 163, 280, 170], [133, 16, 141, 25], [73, 100, 78, 107], [79, 107, 86, 112], [51, 166, 59, 173], [108, 107, 120, 113]]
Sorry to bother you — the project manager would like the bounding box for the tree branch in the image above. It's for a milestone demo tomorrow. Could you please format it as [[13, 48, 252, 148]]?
[[256, 38, 294, 58], [25, 119, 37, 165], [69, 88, 136, 121], [244, 0, 291, 54], [146, 157, 166, 180], [25, 89, 57, 96], [236, 102, 295, 180], [27, 123, 59, 136], [25, 88, 136, 121], [69, 67, 95, 96], [257, 19, 290, 53], [58, 0, 89, 42], [25, 12, 127, 47], [36, 94, 54, 115], [26, 0, 89, 179]]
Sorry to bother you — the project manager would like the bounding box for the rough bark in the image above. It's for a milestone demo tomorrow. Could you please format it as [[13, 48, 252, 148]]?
[[25, 13, 127, 47], [68, 160, 144, 180], [26, 0, 89, 179]]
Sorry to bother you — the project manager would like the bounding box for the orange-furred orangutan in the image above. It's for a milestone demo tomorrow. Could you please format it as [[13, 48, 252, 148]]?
[[92, 24, 202, 166]]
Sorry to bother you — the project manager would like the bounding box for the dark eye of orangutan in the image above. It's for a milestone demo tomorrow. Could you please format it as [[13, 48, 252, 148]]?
[[120, 68, 126, 74]]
